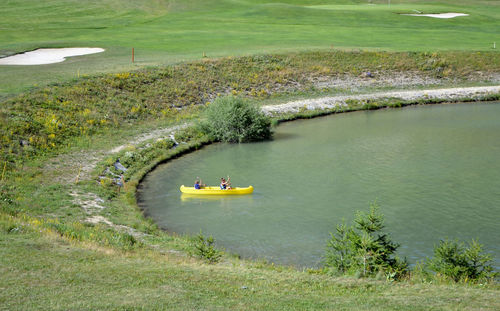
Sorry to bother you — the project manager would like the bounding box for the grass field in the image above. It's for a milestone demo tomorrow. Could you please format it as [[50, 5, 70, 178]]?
[[1, 0, 499, 96], [1, 229, 499, 310]]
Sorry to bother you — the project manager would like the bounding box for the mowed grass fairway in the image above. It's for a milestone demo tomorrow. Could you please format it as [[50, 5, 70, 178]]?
[[1, 0, 499, 95]]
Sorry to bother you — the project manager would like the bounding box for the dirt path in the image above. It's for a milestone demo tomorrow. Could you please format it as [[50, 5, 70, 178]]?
[[109, 124, 187, 154], [45, 124, 187, 184], [44, 124, 187, 232]]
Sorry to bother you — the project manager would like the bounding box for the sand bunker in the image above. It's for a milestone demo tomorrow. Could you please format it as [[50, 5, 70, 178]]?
[[0, 48, 105, 65], [402, 13, 469, 19]]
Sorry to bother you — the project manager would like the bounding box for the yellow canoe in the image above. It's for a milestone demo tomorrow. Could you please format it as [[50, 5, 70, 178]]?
[[179, 185, 254, 195]]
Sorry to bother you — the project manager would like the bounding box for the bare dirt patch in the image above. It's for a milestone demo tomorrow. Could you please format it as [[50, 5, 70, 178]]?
[[69, 191, 106, 214]]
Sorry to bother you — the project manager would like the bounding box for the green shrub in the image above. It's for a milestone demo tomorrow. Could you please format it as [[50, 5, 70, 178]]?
[[426, 239, 498, 283], [200, 96, 271, 143], [194, 231, 222, 264], [325, 203, 408, 280]]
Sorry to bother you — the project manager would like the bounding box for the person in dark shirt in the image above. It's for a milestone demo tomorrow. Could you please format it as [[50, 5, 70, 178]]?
[[194, 177, 205, 189]]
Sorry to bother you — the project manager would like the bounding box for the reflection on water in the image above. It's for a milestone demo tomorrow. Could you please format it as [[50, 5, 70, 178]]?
[[180, 193, 254, 203], [138, 103, 500, 268]]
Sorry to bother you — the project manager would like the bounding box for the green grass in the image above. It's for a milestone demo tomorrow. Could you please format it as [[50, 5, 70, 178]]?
[[1, 0, 499, 95], [2, 226, 499, 310]]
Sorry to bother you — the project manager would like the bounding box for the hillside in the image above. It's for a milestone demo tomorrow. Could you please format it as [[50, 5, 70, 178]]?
[[1, 0, 499, 95]]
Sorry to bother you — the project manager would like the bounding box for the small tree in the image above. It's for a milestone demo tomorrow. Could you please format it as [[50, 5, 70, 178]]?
[[353, 207, 401, 272], [325, 221, 352, 273], [200, 96, 271, 143], [325, 203, 408, 279], [426, 239, 498, 283], [194, 231, 222, 264]]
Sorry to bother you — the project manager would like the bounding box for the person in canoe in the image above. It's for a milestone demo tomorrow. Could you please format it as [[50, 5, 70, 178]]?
[[194, 177, 206, 189], [220, 177, 231, 190]]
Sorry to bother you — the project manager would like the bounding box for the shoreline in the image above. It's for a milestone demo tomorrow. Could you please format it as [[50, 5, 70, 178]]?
[[130, 85, 500, 253], [39, 84, 500, 236], [262, 85, 500, 115], [133, 87, 500, 268], [106, 85, 500, 168], [97, 86, 500, 187]]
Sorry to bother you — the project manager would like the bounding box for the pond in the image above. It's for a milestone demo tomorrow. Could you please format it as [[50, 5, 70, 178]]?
[[137, 102, 500, 268]]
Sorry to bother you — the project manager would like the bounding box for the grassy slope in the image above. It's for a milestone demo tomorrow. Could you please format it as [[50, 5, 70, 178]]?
[[2, 230, 499, 310], [2, 50, 499, 171], [0, 0, 499, 95]]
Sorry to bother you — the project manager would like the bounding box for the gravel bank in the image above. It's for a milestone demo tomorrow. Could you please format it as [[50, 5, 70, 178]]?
[[262, 85, 500, 115]]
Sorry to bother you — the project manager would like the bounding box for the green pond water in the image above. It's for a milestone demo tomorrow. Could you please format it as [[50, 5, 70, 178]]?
[[138, 102, 500, 268]]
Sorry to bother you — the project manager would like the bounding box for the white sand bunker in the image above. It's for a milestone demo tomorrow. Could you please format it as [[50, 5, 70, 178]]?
[[0, 48, 105, 65], [402, 13, 469, 19]]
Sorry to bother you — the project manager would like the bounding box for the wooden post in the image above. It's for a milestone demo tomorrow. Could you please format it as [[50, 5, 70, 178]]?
[[132, 48, 135, 63]]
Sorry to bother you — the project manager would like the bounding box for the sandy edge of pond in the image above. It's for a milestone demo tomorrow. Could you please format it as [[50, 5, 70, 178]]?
[[262, 85, 500, 115], [43, 85, 499, 229]]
